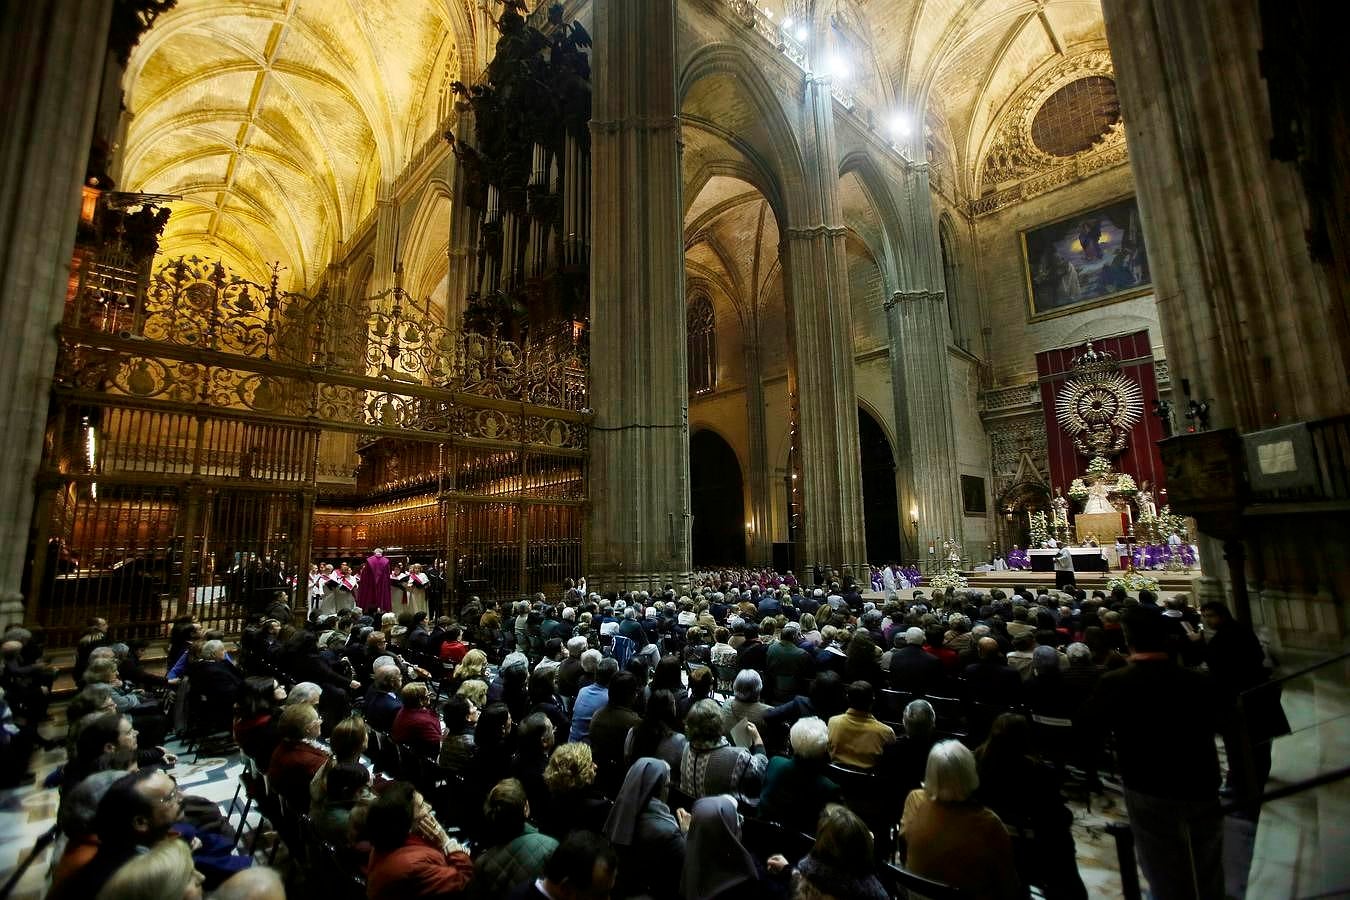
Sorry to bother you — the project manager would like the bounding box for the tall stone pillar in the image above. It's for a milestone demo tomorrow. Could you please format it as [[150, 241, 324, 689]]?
[[0, 0, 116, 627], [885, 163, 964, 563], [446, 112, 477, 328], [780, 75, 867, 581], [1100, 0, 1348, 430], [882, 315, 918, 562], [586, 0, 691, 590], [1101, 0, 1350, 647], [369, 182, 399, 297], [742, 327, 772, 566]]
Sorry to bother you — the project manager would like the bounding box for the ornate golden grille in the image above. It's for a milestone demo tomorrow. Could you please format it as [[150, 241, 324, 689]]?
[[28, 253, 589, 644]]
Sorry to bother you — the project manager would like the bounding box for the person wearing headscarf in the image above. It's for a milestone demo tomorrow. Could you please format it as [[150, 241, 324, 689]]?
[[682, 794, 784, 900], [602, 757, 686, 900]]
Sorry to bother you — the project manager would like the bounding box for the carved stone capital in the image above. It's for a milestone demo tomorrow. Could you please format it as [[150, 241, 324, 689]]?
[[589, 116, 681, 136], [783, 224, 849, 241], [885, 289, 945, 309]]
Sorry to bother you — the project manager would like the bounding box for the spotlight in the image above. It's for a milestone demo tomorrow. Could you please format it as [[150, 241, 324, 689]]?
[[829, 56, 851, 81], [887, 113, 911, 139], [795, 26, 809, 42], [782, 15, 793, 28]]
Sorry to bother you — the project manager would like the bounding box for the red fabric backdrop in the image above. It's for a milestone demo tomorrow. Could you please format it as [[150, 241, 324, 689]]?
[[1036, 330, 1166, 496]]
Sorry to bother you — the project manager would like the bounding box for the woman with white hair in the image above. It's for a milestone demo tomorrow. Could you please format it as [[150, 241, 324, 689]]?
[[721, 669, 771, 740], [284, 681, 322, 707], [900, 740, 1020, 898], [758, 717, 841, 835]]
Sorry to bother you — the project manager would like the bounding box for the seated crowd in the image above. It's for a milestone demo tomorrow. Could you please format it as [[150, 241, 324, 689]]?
[[2, 568, 1268, 900]]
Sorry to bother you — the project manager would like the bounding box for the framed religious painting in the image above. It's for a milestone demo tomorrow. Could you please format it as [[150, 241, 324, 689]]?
[[1021, 195, 1152, 320]]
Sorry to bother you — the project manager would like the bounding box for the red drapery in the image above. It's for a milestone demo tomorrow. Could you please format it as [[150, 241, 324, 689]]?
[[1036, 330, 1166, 495]]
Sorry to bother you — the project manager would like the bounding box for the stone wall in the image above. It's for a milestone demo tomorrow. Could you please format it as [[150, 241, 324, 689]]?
[[968, 162, 1163, 387]]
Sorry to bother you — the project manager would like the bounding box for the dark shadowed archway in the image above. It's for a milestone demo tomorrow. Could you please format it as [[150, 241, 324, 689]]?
[[690, 430, 746, 566], [858, 408, 901, 565]]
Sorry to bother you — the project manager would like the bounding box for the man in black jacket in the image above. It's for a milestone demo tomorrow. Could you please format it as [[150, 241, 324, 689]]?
[[888, 627, 946, 696], [187, 639, 244, 709], [1089, 607, 1224, 900], [960, 637, 1021, 708]]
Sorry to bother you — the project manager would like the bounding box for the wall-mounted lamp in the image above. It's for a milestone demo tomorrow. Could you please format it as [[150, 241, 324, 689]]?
[[909, 505, 919, 528], [745, 522, 754, 534]]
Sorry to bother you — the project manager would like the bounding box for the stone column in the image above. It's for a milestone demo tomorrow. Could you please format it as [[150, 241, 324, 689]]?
[[884, 163, 964, 561], [586, 0, 691, 590], [368, 182, 399, 297], [742, 324, 772, 566], [1103, 0, 1350, 645], [882, 313, 919, 562], [446, 112, 477, 328], [780, 75, 867, 581], [1100, 0, 1348, 430], [0, 0, 116, 628]]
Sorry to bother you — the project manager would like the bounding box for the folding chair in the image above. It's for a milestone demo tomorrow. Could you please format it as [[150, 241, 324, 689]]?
[[883, 863, 968, 900]]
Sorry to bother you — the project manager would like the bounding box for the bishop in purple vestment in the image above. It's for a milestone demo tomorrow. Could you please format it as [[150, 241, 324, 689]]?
[[358, 549, 392, 613]]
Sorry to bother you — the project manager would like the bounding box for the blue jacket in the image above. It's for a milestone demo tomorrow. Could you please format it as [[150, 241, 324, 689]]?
[[568, 684, 609, 744]]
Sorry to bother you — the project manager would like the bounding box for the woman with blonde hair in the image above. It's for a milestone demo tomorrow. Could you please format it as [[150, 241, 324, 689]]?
[[311, 714, 375, 811], [799, 613, 822, 648], [95, 837, 204, 900], [450, 648, 488, 693], [538, 741, 611, 839], [455, 678, 487, 709], [900, 740, 1020, 899]]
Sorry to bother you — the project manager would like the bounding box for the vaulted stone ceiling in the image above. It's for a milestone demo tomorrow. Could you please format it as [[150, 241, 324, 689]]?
[[758, 0, 1109, 194], [868, 0, 1107, 183], [123, 0, 1109, 287], [685, 175, 782, 322], [122, 0, 483, 287]]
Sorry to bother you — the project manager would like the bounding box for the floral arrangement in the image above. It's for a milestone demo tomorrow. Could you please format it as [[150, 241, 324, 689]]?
[[1028, 511, 1049, 547], [1156, 505, 1187, 540], [1067, 478, 1089, 501], [928, 565, 968, 592], [1107, 569, 1160, 593], [1086, 456, 1113, 478], [1114, 473, 1138, 495]]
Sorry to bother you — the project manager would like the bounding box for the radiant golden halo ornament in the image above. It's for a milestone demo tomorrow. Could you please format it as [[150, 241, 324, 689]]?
[[1055, 343, 1143, 458]]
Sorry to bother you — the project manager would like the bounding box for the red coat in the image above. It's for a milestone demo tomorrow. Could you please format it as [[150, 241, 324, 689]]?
[[366, 836, 473, 899], [266, 739, 329, 809], [391, 707, 443, 755]]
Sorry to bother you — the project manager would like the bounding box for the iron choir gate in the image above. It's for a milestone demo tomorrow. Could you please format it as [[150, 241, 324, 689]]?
[[28, 250, 589, 645]]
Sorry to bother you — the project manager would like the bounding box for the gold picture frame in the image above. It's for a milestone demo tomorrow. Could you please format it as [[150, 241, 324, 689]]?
[[1021, 195, 1152, 321]]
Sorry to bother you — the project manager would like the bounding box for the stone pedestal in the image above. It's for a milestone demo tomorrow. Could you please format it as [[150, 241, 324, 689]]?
[[0, 0, 116, 627], [585, 0, 691, 590]]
